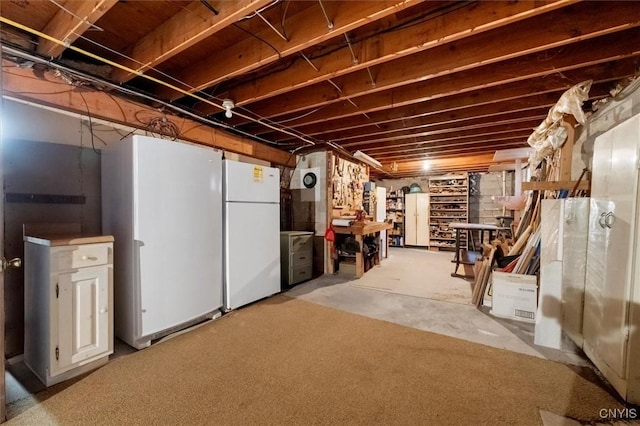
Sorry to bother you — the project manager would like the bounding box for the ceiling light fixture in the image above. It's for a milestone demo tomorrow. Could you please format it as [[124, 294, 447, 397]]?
[[422, 160, 430, 171], [353, 150, 382, 168], [222, 98, 235, 118]]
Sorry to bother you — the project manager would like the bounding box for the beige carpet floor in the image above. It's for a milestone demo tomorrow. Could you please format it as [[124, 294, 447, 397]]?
[[9, 295, 621, 425], [350, 248, 473, 305]]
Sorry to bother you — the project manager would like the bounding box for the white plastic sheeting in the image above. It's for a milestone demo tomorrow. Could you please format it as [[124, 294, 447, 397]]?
[[527, 80, 593, 170]]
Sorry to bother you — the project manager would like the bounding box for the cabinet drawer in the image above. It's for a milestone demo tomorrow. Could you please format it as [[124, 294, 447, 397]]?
[[54, 244, 110, 271], [290, 234, 313, 253], [290, 250, 312, 267], [289, 264, 312, 285]]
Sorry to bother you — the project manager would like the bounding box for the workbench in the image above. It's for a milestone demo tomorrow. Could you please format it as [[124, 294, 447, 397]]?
[[449, 222, 502, 278], [332, 221, 393, 278]]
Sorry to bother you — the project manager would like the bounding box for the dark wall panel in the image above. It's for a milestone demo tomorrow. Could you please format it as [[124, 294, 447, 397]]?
[[3, 139, 101, 357]]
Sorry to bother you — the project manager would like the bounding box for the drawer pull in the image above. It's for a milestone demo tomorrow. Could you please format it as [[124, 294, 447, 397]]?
[[81, 255, 98, 261], [299, 256, 306, 260]]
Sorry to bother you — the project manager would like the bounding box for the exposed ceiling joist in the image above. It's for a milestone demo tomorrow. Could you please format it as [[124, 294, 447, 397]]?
[[2, 0, 638, 175], [109, 0, 275, 83], [155, 0, 423, 101], [196, 0, 577, 112], [38, 0, 118, 58]]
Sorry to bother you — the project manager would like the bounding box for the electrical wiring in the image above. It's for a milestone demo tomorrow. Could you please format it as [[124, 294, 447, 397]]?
[[1, 22, 316, 146], [1, 44, 315, 149], [133, 110, 181, 140], [232, 22, 282, 59], [8, 14, 310, 145], [48, 0, 104, 32], [76, 90, 100, 154], [238, 0, 282, 21], [280, 0, 290, 41], [80, 121, 109, 147], [200, 1, 219, 15], [104, 91, 128, 122], [270, 107, 323, 125]]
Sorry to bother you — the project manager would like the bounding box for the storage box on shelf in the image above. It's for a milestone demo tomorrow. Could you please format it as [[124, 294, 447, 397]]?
[[386, 189, 405, 247], [428, 173, 469, 250]]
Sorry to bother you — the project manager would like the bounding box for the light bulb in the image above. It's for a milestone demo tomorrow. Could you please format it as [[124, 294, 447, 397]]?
[[221, 99, 235, 119]]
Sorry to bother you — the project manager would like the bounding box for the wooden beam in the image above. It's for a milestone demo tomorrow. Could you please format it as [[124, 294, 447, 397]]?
[[204, 0, 577, 110], [38, 0, 119, 58], [396, 153, 496, 171], [263, 63, 634, 130], [307, 110, 548, 145], [0, 62, 292, 166], [254, 93, 563, 139], [273, 106, 552, 144], [155, 0, 422, 101], [559, 120, 576, 181], [225, 3, 640, 120], [341, 121, 540, 150], [109, 0, 274, 83], [375, 142, 529, 161], [240, 52, 640, 129], [522, 180, 590, 191]]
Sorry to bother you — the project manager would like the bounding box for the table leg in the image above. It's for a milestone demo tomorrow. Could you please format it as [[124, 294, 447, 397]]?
[[355, 234, 364, 278], [451, 228, 461, 277]]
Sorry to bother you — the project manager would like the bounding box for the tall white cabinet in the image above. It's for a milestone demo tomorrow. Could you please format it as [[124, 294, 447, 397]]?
[[24, 235, 114, 386], [404, 193, 429, 247], [584, 112, 640, 404]]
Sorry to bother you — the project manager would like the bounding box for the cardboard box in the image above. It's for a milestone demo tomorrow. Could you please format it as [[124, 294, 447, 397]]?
[[490, 271, 538, 323], [338, 262, 356, 277]]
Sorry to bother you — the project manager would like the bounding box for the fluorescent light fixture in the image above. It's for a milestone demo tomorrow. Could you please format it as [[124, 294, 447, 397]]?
[[353, 150, 382, 168]]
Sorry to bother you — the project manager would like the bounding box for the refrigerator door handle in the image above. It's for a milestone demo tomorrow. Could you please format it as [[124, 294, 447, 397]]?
[[598, 212, 607, 229], [605, 211, 615, 229]]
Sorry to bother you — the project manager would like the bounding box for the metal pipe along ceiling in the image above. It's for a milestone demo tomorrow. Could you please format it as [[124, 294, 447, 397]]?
[[0, 16, 316, 147]]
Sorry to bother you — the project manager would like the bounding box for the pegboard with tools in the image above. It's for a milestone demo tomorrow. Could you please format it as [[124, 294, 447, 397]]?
[[330, 153, 369, 213]]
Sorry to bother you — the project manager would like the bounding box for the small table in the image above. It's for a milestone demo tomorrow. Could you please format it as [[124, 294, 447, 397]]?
[[449, 222, 501, 278], [332, 221, 393, 278]]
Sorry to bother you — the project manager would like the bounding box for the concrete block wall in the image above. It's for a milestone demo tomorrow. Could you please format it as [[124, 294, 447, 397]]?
[[476, 172, 514, 225]]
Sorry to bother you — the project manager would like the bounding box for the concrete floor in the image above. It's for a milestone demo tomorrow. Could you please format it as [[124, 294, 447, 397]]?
[[286, 247, 588, 366]]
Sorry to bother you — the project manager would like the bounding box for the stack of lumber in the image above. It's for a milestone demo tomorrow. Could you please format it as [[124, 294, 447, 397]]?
[[471, 190, 543, 307]]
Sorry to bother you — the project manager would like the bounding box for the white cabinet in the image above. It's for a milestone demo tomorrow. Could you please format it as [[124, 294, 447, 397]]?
[[404, 193, 429, 246], [584, 112, 640, 404], [24, 235, 114, 386]]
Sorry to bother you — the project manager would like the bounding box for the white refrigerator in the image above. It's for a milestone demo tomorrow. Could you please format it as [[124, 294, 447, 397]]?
[[223, 160, 280, 310], [102, 135, 223, 349]]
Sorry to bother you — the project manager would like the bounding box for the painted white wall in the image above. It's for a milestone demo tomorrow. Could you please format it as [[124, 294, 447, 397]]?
[[3, 98, 126, 148]]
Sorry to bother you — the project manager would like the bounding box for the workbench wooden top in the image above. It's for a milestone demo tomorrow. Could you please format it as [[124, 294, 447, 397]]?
[[332, 221, 393, 235]]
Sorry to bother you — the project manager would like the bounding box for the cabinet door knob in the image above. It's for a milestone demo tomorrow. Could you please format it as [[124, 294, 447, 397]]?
[[100, 308, 107, 314]]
